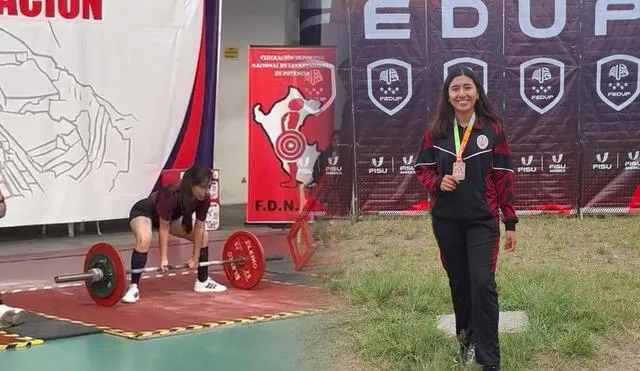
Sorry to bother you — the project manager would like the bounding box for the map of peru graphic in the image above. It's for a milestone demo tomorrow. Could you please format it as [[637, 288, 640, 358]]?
[[253, 86, 322, 187], [0, 27, 134, 200]]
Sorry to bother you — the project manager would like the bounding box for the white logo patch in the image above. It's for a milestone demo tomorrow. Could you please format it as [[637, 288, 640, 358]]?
[[519, 57, 565, 114], [596, 54, 640, 112], [367, 58, 413, 116], [476, 135, 489, 150]]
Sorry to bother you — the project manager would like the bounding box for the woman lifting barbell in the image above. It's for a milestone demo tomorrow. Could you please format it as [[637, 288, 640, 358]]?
[[121, 165, 227, 304]]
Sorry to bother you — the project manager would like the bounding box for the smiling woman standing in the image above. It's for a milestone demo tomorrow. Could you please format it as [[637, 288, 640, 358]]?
[[414, 68, 518, 371]]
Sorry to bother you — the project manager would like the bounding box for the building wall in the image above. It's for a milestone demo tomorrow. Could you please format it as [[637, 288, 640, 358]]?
[[214, 0, 299, 207]]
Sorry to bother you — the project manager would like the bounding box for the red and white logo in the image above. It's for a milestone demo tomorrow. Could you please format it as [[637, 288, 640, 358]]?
[[476, 135, 489, 150], [253, 87, 328, 188], [298, 60, 336, 116]]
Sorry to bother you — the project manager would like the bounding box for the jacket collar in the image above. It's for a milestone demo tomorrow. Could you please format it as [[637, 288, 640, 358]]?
[[455, 114, 485, 130], [472, 114, 485, 130]]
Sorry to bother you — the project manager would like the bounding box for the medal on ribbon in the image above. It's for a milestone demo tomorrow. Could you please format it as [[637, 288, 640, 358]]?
[[452, 113, 476, 181]]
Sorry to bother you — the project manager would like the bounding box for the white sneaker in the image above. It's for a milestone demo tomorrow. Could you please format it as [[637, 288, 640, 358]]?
[[194, 277, 227, 293], [121, 284, 140, 304]]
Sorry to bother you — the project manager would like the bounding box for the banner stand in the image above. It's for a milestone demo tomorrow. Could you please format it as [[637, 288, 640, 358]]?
[[246, 46, 338, 224]]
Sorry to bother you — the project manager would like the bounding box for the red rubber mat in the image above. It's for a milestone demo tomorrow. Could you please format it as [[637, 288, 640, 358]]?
[[2, 272, 335, 340]]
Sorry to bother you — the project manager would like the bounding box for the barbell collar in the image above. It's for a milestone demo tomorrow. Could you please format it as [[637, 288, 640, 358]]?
[[54, 268, 103, 284]]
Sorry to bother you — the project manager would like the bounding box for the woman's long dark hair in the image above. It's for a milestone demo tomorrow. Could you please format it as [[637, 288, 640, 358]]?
[[175, 165, 212, 233], [429, 68, 504, 138]]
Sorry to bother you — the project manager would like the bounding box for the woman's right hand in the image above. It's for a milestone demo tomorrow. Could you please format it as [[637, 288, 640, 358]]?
[[160, 256, 169, 272], [440, 175, 460, 192]]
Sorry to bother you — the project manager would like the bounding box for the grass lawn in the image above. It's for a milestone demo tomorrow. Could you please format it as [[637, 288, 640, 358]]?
[[313, 215, 640, 371]]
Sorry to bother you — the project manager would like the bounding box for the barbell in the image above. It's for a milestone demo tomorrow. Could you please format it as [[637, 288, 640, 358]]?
[[53, 231, 284, 307]]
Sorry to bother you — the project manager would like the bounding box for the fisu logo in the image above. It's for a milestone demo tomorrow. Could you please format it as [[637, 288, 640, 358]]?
[[325, 155, 343, 175], [298, 156, 313, 176], [400, 155, 415, 175], [518, 155, 537, 173], [625, 151, 640, 170], [596, 152, 609, 163], [549, 153, 566, 173], [369, 156, 389, 174], [298, 157, 310, 167], [593, 152, 613, 170], [552, 154, 564, 163]]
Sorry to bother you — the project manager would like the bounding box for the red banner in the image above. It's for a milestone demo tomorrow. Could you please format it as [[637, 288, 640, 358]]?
[[247, 46, 336, 223]]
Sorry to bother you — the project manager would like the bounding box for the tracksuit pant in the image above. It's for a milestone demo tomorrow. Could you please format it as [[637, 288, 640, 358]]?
[[432, 217, 501, 367]]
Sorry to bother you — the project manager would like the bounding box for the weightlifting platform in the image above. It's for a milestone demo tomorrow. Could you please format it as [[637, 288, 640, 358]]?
[[3, 270, 333, 340], [0, 228, 336, 343]]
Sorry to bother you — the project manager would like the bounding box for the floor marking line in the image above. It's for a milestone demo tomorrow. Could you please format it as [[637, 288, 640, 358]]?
[[0, 330, 44, 351], [103, 307, 331, 340], [8, 306, 330, 342]]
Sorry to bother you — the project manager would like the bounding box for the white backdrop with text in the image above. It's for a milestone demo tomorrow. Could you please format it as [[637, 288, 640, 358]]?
[[0, 0, 203, 227]]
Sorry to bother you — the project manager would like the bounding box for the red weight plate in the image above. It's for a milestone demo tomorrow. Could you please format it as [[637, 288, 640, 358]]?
[[83, 242, 127, 307], [222, 231, 266, 289]]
